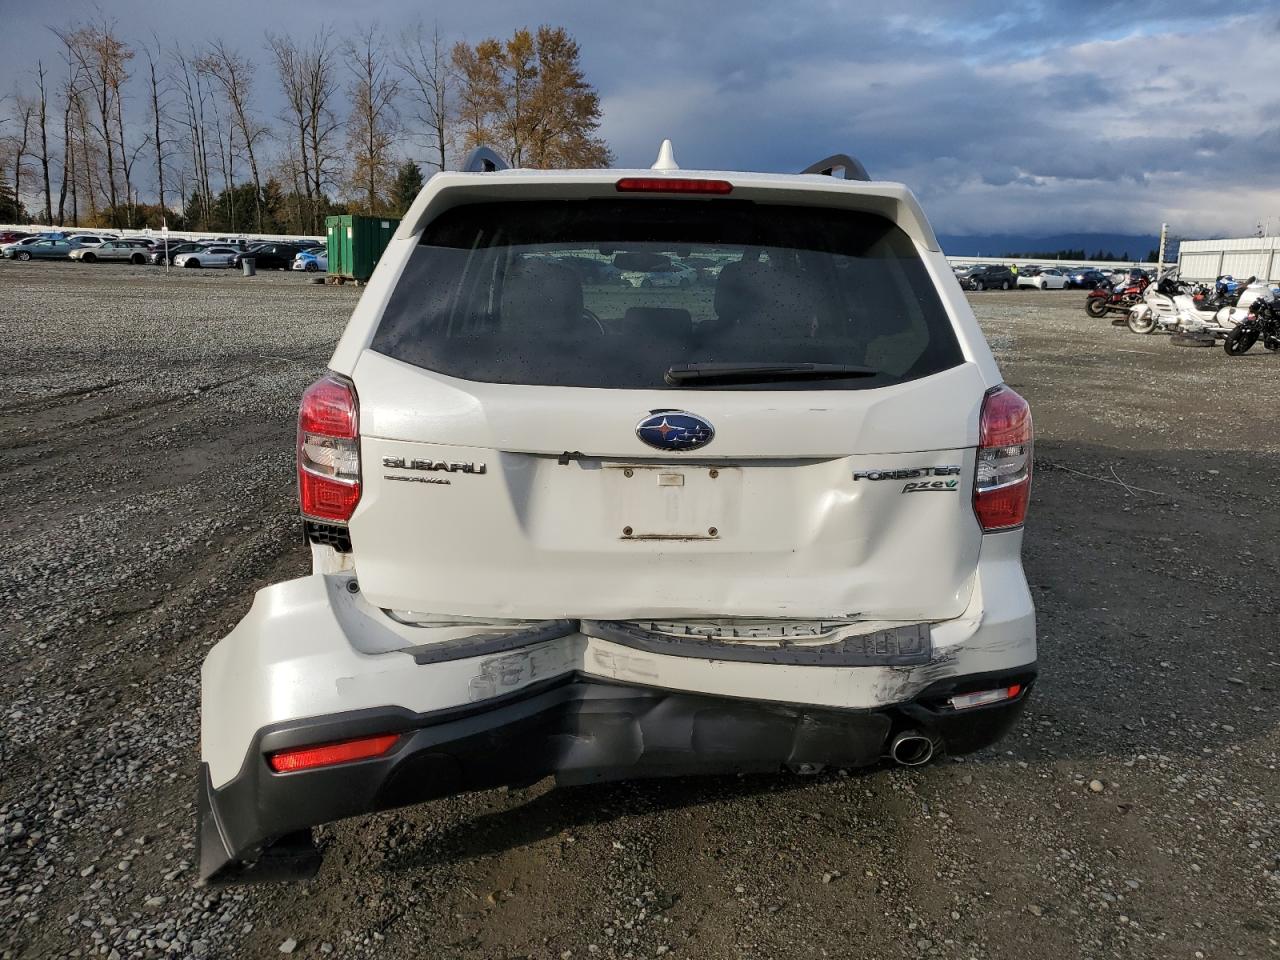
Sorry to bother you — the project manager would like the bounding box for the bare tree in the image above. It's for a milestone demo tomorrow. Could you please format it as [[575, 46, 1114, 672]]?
[[34, 62, 53, 224], [199, 41, 269, 230], [71, 86, 98, 221], [303, 35, 344, 211], [172, 46, 213, 227], [55, 20, 134, 223], [144, 39, 173, 217], [398, 21, 454, 173], [8, 97, 35, 222], [268, 29, 342, 232], [268, 32, 313, 210], [344, 27, 400, 213], [54, 35, 77, 225]]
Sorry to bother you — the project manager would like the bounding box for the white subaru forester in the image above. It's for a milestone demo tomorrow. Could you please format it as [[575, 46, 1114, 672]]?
[[198, 143, 1036, 882]]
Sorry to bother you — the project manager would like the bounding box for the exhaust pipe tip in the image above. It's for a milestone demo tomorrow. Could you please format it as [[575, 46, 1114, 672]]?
[[889, 730, 936, 767]]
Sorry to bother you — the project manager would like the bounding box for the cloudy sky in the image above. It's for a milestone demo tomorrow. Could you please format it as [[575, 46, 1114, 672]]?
[[2, 0, 1278, 239]]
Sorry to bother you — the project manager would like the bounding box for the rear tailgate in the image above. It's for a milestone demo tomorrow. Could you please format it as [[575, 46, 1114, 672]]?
[[347, 351, 986, 621]]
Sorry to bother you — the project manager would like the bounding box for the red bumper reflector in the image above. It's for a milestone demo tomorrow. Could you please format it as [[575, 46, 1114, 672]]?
[[947, 684, 1023, 711], [267, 733, 400, 773], [615, 177, 733, 195]]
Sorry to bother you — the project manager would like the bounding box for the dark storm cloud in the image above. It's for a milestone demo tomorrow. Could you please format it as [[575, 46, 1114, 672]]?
[[1, 0, 1276, 236]]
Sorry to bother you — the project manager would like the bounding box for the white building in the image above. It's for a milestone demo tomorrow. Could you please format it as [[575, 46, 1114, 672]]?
[[1177, 237, 1280, 282]]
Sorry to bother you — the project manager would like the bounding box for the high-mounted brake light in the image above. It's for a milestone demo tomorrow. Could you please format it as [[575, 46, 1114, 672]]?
[[615, 177, 733, 195], [973, 385, 1032, 531], [298, 373, 361, 523], [267, 733, 400, 773]]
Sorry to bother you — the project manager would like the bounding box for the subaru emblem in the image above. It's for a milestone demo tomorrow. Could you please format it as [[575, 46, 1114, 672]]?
[[635, 411, 715, 452]]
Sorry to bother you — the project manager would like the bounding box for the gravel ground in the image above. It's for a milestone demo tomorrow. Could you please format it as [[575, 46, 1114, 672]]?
[[1, 261, 1276, 960]]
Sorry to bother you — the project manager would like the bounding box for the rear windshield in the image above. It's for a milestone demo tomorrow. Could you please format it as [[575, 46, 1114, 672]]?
[[372, 199, 963, 390]]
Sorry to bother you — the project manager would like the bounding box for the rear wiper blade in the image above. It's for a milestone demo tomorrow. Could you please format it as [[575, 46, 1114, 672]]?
[[665, 362, 879, 385]]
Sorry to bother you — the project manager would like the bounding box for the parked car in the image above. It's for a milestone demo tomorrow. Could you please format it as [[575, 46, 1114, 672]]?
[[65, 234, 114, 247], [1017, 268, 1069, 290], [198, 141, 1036, 882], [1066, 268, 1108, 289], [0, 230, 32, 245], [233, 242, 309, 271], [70, 239, 153, 264], [680, 255, 727, 285], [616, 252, 698, 288], [959, 264, 1016, 290], [292, 249, 328, 272], [1, 236, 47, 257], [149, 241, 205, 266], [6, 238, 80, 260], [174, 245, 241, 269], [550, 254, 625, 285]]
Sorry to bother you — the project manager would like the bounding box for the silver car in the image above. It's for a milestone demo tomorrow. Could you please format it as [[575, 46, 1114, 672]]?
[[70, 239, 153, 264]]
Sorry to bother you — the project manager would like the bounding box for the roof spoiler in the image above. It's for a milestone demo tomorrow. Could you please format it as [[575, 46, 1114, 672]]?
[[800, 154, 870, 182], [462, 146, 510, 173]]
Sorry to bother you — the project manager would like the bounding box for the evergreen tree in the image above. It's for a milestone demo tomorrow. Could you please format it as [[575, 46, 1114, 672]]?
[[389, 160, 425, 216], [0, 174, 25, 223]]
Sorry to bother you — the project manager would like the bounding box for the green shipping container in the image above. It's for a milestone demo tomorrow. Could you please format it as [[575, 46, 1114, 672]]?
[[325, 214, 400, 282]]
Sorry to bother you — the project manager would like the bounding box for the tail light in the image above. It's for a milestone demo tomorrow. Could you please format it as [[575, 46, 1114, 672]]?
[[298, 373, 361, 522], [974, 385, 1032, 531]]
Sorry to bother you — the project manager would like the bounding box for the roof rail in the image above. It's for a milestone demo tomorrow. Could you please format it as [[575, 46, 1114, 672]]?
[[462, 146, 510, 173], [800, 154, 870, 182]]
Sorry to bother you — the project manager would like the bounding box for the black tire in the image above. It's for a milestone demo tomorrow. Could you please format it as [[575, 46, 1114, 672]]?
[[130, 253, 145, 265], [1085, 297, 1110, 318], [184, 259, 201, 268], [1127, 310, 1157, 335], [1223, 327, 1258, 356], [972, 280, 984, 291], [16, 251, 31, 261], [82, 252, 97, 263]]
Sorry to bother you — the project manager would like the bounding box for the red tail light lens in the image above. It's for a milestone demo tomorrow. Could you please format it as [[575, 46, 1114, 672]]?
[[974, 385, 1032, 531], [298, 373, 361, 522], [267, 733, 400, 773], [615, 177, 733, 195]]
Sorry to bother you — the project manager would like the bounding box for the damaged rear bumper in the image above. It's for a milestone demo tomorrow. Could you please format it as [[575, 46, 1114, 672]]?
[[199, 532, 1035, 882], [199, 669, 1033, 883]]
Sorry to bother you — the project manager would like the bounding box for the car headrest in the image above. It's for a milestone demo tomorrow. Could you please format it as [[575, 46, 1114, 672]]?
[[622, 307, 693, 340], [500, 258, 584, 334], [713, 259, 816, 334]]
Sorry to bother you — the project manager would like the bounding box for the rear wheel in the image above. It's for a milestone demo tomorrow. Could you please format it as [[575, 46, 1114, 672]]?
[[130, 253, 145, 265], [1085, 296, 1110, 318], [1223, 326, 1258, 356], [1001, 280, 1010, 290]]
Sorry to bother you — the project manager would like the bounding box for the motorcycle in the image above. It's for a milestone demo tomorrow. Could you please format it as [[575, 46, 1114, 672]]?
[[1223, 294, 1280, 355], [1192, 275, 1256, 312], [1127, 274, 1232, 338], [1085, 273, 1149, 319]]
